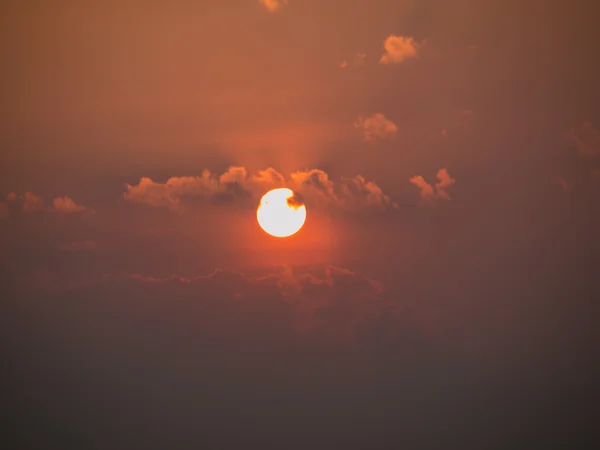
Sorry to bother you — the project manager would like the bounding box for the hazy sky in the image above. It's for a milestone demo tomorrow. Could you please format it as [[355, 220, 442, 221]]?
[[1, 1, 599, 448]]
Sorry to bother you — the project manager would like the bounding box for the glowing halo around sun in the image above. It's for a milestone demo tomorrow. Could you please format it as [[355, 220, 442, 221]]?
[[257, 188, 307, 238]]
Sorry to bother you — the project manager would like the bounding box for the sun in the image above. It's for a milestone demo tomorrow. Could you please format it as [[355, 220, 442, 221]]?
[[257, 188, 307, 238]]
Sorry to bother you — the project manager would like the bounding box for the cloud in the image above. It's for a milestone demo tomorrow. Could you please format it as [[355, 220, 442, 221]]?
[[23, 192, 44, 213], [338, 175, 397, 210], [123, 171, 217, 211], [567, 122, 600, 157], [288, 169, 337, 207], [354, 113, 398, 141], [4, 192, 24, 216], [379, 35, 423, 64], [250, 167, 286, 188], [292, 266, 385, 341], [219, 166, 247, 185], [109, 265, 382, 299], [58, 240, 106, 252], [65, 265, 386, 344], [341, 53, 366, 69], [289, 169, 397, 211], [124, 166, 397, 212], [123, 167, 281, 211], [260, 0, 287, 12], [1, 192, 93, 217], [409, 168, 456, 204], [53, 197, 90, 214]]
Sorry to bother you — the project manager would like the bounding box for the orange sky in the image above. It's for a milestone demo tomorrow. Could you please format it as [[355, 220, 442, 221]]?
[[1, 2, 599, 447]]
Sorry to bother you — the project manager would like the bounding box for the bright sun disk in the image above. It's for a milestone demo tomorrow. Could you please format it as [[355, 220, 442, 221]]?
[[257, 188, 307, 238]]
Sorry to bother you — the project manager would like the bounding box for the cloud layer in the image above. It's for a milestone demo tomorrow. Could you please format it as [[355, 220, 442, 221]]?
[[124, 167, 397, 212], [30, 265, 386, 345]]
